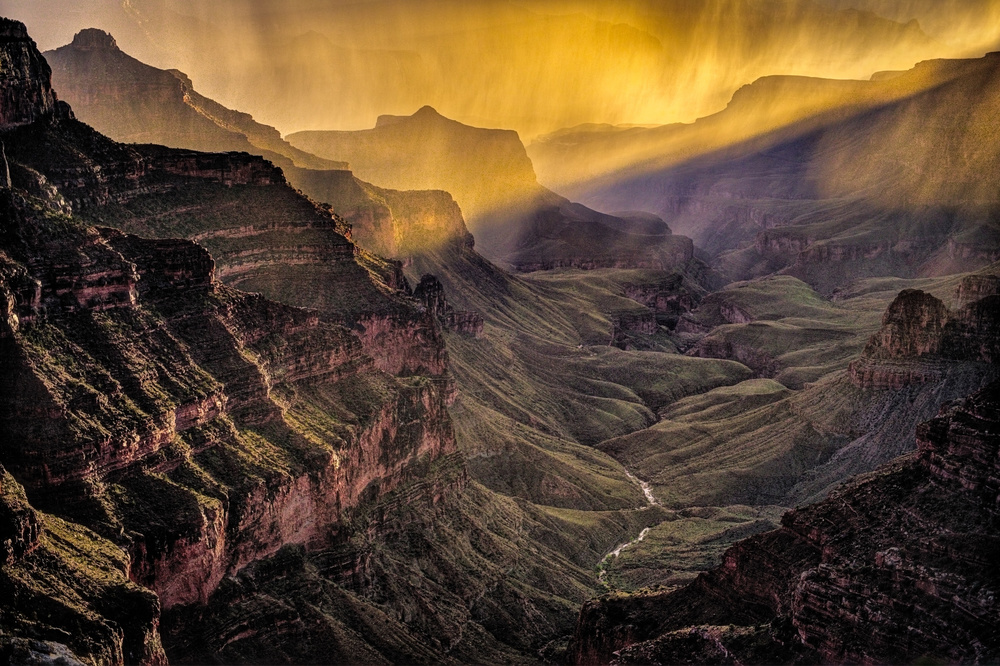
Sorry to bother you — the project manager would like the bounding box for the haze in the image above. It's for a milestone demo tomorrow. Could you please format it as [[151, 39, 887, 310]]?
[[3, 0, 999, 137]]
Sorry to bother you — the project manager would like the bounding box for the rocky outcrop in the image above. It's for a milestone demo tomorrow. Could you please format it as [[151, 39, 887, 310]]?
[[850, 286, 1000, 388], [955, 274, 1000, 308], [413, 273, 484, 338], [0, 19, 60, 128], [570, 380, 1000, 665], [861, 289, 949, 358], [622, 273, 699, 329], [687, 334, 780, 378], [508, 209, 694, 273], [147, 146, 284, 187], [446, 309, 485, 337], [609, 310, 658, 349]]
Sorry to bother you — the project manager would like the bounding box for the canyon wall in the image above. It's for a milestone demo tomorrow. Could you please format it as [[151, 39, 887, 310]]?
[[0, 20, 465, 663]]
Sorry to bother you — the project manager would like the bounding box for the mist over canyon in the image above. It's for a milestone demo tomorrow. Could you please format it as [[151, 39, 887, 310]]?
[[0, 2, 999, 665]]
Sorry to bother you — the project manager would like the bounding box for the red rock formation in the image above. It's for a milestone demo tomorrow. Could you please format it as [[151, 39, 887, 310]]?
[[446, 309, 485, 337], [850, 286, 1000, 388], [0, 27, 467, 664]]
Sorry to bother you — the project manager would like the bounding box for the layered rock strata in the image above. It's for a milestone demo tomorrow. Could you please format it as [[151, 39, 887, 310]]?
[[0, 21, 464, 663], [850, 286, 1000, 388], [413, 273, 484, 337]]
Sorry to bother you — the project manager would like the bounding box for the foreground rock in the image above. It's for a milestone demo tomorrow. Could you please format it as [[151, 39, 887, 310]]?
[[570, 379, 1000, 664]]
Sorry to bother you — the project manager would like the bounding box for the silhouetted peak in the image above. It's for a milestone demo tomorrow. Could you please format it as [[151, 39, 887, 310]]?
[[0, 18, 60, 128], [70, 28, 118, 51], [413, 105, 442, 118], [375, 105, 449, 128], [0, 18, 30, 40]]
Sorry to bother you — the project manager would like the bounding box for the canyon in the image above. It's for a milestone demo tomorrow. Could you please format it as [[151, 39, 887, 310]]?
[[2, 11, 1000, 666], [0, 19, 654, 663]]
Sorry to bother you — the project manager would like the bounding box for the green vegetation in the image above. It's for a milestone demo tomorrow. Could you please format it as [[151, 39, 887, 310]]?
[[599, 504, 786, 592]]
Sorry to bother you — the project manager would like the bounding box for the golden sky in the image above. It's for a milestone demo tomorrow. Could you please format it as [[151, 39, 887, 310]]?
[[5, 0, 1000, 137]]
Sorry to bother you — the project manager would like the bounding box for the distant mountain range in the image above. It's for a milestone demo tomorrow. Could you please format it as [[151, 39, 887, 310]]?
[[10, 0, 993, 136], [47, 31, 695, 273], [534, 51, 1000, 291], [44, 29, 345, 172]]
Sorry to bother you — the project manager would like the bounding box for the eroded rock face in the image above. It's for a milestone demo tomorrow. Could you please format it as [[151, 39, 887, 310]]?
[[0, 19, 59, 128], [0, 25, 467, 663], [623, 274, 699, 329], [955, 274, 1000, 309], [849, 286, 1000, 388], [570, 381, 1000, 665], [0, 464, 41, 566], [865, 289, 949, 358], [413, 273, 485, 338]]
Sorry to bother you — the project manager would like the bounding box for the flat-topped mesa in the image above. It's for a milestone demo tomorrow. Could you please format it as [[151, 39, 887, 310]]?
[[0, 19, 62, 128], [849, 286, 1000, 389]]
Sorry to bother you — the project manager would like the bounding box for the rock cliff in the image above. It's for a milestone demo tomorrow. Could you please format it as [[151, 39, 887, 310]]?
[[850, 284, 1000, 389], [0, 20, 61, 128], [0, 24, 474, 663], [413, 274, 484, 337]]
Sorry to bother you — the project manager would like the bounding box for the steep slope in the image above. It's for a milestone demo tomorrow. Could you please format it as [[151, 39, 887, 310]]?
[[293, 141, 749, 513], [547, 53, 1000, 290], [570, 376, 1000, 664], [0, 19, 684, 663], [529, 73, 920, 191], [43, 29, 345, 171], [287, 106, 695, 271]]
